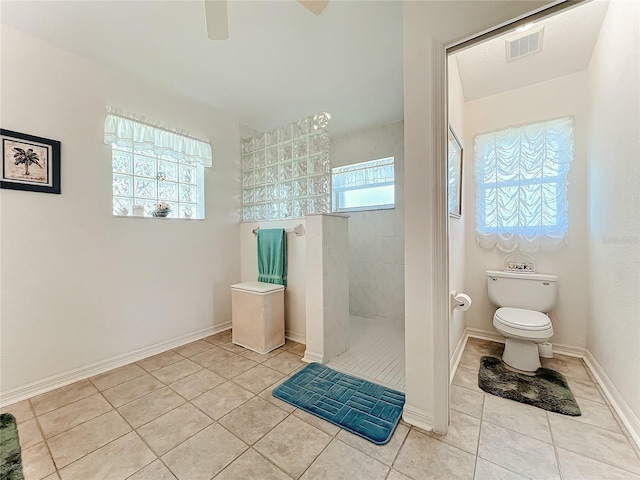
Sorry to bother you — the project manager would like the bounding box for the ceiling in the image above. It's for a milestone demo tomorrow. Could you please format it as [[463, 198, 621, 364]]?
[[0, 0, 404, 137], [0, 1, 611, 136], [453, 0, 609, 101]]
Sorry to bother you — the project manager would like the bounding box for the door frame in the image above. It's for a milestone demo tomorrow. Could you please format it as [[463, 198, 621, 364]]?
[[406, 0, 584, 434]]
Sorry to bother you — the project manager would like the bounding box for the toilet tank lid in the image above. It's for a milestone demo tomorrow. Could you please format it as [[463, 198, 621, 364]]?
[[486, 270, 558, 282], [232, 281, 285, 293]]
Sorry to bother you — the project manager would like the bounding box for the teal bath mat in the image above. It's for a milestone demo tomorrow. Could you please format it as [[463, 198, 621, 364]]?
[[273, 363, 405, 445], [1, 413, 24, 480], [478, 356, 581, 416]]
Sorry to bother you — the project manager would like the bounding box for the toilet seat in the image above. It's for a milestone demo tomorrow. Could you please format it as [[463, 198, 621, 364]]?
[[494, 307, 551, 331], [492, 307, 553, 342]]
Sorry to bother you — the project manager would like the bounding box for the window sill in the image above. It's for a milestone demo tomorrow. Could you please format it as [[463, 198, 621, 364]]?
[[333, 204, 395, 214], [113, 214, 204, 221]]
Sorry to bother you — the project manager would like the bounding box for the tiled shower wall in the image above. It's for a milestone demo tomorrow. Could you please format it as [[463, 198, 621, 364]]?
[[241, 115, 331, 221], [330, 121, 405, 324]]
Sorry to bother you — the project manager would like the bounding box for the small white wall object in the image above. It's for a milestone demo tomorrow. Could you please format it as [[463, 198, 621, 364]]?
[[450, 290, 472, 312]]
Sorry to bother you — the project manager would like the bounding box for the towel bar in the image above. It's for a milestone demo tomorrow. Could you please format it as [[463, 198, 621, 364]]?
[[252, 224, 304, 236]]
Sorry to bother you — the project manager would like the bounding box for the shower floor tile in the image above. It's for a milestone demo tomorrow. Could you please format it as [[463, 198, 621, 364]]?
[[326, 316, 405, 391]]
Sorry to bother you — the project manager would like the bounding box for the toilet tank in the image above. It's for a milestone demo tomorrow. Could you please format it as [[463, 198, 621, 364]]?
[[486, 270, 558, 312]]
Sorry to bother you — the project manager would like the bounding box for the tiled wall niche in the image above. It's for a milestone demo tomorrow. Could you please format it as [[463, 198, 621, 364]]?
[[241, 115, 331, 221]]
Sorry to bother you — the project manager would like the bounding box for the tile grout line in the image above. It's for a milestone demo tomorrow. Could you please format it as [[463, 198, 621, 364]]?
[[61, 384, 182, 476], [295, 434, 341, 480], [388, 425, 415, 478], [98, 361, 212, 479], [22, 331, 236, 479], [28, 398, 59, 479], [30, 383, 100, 418], [548, 410, 565, 480], [120, 358, 224, 479], [471, 394, 487, 480], [255, 404, 333, 479], [551, 442, 640, 476]]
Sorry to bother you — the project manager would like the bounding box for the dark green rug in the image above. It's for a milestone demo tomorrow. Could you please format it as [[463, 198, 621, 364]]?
[[478, 356, 581, 416], [1, 413, 24, 480]]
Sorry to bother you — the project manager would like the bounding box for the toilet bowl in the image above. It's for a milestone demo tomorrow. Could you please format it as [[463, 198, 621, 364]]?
[[492, 307, 553, 371], [486, 270, 558, 372]]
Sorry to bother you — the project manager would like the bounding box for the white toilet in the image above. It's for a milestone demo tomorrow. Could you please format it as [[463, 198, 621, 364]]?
[[486, 270, 558, 372]]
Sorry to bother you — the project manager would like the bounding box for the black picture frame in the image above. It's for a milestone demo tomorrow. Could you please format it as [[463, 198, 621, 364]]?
[[1, 129, 61, 194]]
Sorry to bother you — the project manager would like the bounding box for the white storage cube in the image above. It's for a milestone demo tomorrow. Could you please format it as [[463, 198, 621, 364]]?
[[231, 281, 285, 354]]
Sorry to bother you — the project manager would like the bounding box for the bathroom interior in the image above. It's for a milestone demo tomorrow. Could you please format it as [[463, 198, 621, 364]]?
[[240, 0, 621, 390], [0, 0, 638, 476], [235, 6, 640, 470]]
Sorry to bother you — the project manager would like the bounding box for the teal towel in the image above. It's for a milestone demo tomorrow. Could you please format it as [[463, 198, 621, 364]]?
[[257, 229, 287, 287]]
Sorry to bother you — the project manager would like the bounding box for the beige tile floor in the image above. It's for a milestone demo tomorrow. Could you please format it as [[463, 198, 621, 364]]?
[[4, 334, 640, 480]]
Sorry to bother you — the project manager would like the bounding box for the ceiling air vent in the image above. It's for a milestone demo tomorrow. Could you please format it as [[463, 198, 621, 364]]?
[[506, 26, 544, 61]]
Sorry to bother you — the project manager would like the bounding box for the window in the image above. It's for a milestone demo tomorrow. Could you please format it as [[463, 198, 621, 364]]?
[[332, 157, 395, 212], [241, 114, 332, 221], [475, 117, 574, 252], [104, 108, 212, 219]]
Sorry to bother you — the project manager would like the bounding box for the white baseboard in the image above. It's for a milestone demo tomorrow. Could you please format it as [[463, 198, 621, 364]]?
[[402, 404, 434, 432], [302, 351, 324, 364], [466, 328, 504, 344], [465, 328, 586, 359], [464, 328, 639, 448], [0, 322, 231, 408], [583, 351, 640, 448], [285, 330, 306, 344], [450, 329, 469, 384], [551, 343, 587, 359]]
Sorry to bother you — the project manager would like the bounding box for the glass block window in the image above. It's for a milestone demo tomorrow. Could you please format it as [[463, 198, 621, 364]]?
[[241, 113, 331, 221], [332, 157, 395, 212], [104, 108, 212, 219], [111, 146, 204, 218]]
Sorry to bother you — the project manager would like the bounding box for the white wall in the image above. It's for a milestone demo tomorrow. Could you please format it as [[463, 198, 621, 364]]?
[[0, 26, 241, 398], [586, 0, 640, 429], [330, 121, 405, 325], [448, 56, 467, 357], [239, 219, 307, 343], [462, 71, 590, 348], [403, 0, 552, 431]]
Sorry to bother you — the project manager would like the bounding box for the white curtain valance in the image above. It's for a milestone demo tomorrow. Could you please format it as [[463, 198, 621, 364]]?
[[103, 107, 213, 167], [333, 157, 394, 189], [475, 116, 574, 253]]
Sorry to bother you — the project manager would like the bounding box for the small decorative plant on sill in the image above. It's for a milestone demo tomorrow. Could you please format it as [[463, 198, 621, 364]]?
[[153, 202, 171, 217]]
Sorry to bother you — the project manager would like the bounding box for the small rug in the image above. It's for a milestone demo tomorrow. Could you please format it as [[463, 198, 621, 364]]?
[[273, 363, 405, 445], [478, 356, 581, 416], [1, 414, 25, 480]]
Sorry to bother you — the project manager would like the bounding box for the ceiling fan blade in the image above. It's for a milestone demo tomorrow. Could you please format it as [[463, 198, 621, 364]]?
[[204, 0, 228, 40], [298, 0, 329, 16]]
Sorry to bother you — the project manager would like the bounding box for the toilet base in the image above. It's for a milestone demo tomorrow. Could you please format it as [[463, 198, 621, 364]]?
[[502, 338, 541, 372]]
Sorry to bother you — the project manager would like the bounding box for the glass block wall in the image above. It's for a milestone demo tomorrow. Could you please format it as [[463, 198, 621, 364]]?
[[241, 114, 331, 221], [112, 145, 203, 219]]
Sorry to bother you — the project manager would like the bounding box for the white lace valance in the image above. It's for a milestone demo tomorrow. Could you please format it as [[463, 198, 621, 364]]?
[[103, 107, 213, 167], [333, 157, 394, 189], [475, 117, 574, 253]]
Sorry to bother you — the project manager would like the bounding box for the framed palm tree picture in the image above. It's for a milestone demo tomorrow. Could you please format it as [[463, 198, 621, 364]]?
[[1, 129, 60, 194]]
